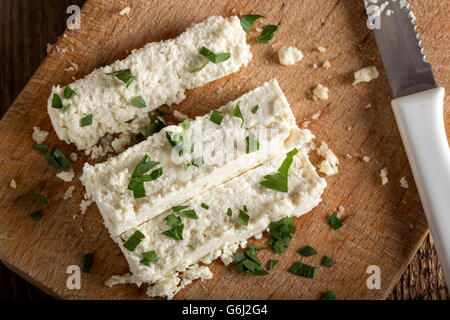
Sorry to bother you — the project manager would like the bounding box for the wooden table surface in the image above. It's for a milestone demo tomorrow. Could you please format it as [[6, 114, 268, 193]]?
[[0, 0, 448, 300]]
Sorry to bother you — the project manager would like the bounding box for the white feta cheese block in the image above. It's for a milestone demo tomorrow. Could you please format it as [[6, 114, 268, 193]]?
[[81, 79, 310, 236], [48, 16, 252, 155], [115, 149, 326, 286]]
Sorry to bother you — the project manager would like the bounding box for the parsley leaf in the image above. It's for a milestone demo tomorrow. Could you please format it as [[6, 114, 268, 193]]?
[[131, 96, 146, 108], [51, 93, 62, 109], [166, 214, 182, 227], [199, 46, 231, 63], [232, 101, 244, 127], [123, 230, 145, 251], [238, 208, 250, 226], [80, 114, 92, 127], [251, 105, 259, 114], [267, 259, 278, 270], [322, 291, 337, 300], [190, 62, 208, 73], [210, 110, 224, 125], [166, 120, 191, 157], [155, 108, 170, 116], [255, 25, 278, 43], [201, 203, 209, 210], [260, 148, 298, 192], [182, 209, 198, 219], [162, 224, 184, 240], [329, 213, 343, 230], [34, 144, 49, 155], [44, 148, 70, 170], [172, 205, 189, 212], [63, 103, 71, 113], [145, 115, 165, 138], [140, 250, 158, 266], [246, 133, 259, 153], [64, 85, 76, 99], [127, 155, 162, 198], [321, 256, 336, 267], [240, 15, 265, 34], [233, 245, 268, 276], [227, 208, 232, 217], [268, 217, 296, 253], [106, 69, 135, 87], [82, 253, 94, 273], [289, 261, 319, 278], [30, 211, 43, 221], [298, 245, 317, 257], [15, 193, 48, 205]]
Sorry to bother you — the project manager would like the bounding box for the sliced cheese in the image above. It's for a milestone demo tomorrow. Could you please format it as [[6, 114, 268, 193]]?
[[81, 79, 310, 236], [48, 16, 252, 155]]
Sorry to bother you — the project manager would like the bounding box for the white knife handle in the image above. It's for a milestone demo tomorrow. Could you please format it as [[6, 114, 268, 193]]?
[[392, 87, 450, 289]]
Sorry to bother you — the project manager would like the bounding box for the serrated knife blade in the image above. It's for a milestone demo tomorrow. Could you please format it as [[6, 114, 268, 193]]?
[[365, 0, 437, 98]]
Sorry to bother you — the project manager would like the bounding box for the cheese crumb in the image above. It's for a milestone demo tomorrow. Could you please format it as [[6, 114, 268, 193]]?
[[119, 6, 131, 16], [32, 127, 49, 144], [317, 142, 339, 176], [10, 179, 16, 189], [385, 9, 393, 16], [364, 103, 372, 109], [362, 156, 371, 163], [311, 112, 321, 120], [111, 132, 132, 153], [336, 205, 345, 219], [278, 46, 304, 66], [353, 66, 379, 85], [323, 60, 331, 69], [317, 46, 326, 53], [400, 176, 409, 189], [56, 169, 75, 182], [46, 43, 54, 54], [380, 167, 389, 185], [173, 110, 188, 122], [70, 152, 78, 162], [63, 186, 75, 200], [80, 198, 94, 215], [312, 84, 329, 101]]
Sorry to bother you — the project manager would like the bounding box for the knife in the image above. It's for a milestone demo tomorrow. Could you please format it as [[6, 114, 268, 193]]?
[[364, 0, 450, 289]]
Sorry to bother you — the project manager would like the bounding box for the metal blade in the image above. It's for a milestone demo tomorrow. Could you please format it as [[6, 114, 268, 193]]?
[[365, 0, 436, 98]]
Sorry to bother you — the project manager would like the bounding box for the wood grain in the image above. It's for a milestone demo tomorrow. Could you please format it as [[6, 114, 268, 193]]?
[[0, 0, 448, 300]]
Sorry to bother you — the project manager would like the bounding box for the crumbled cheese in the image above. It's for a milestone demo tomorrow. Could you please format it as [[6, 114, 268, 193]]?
[[311, 112, 321, 120], [278, 46, 303, 66], [220, 243, 240, 265], [70, 152, 78, 162], [323, 60, 331, 69], [346, 154, 353, 159], [64, 60, 79, 73], [80, 198, 93, 215], [173, 110, 188, 121], [105, 273, 143, 288], [56, 169, 75, 182], [317, 142, 339, 176], [362, 156, 371, 162], [400, 176, 409, 189], [63, 186, 75, 200], [380, 167, 389, 185], [312, 84, 329, 101], [119, 6, 131, 16], [313, 63, 318, 69], [353, 66, 379, 85], [10, 179, 16, 189], [111, 132, 132, 153], [32, 127, 49, 144], [336, 205, 345, 219], [364, 103, 372, 109], [317, 46, 326, 53], [385, 9, 393, 16], [255, 27, 263, 32]]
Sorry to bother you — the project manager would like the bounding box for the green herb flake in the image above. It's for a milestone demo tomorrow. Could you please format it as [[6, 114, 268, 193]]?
[[140, 250, 158, 266], [145, 115, 165, 138], [298, 245, 317, 257], [260, 148, 298, 192], [162, 224, 184, 241], [51, 93, 63, 109], [63, 85, 76, 99], [82, 253, 94, 274], [201, 203, 209, 210], [30, 211, 43, 221], [233, 245, 268, 276], [80, 114, 93, 127], [238, 209, 250, 226], [190, 62, 208, 73], [199, 46, 231, 64], [210, 110, 224, 125], [246, 133, 259, 154], [232, 101, 244, 127], [329, 213, 343, 230], [123, 230, 145, 251], [15, 193, 48, 205], [106, 68, 135, 87], [44, 148, 70, 170], [240, 15, 265, 34], [172, 205, 189, 212], [131, 96, 146, 109], [63, 103, 71, 113], [268, 217, 296, 253], [227, 208, 232, 217], [267, 259, 278, 270], [289, 261, 319, 278], [127, 155, 162, 199], [182, 209, 198, 219], [166, 214, 182, 227], [322, 290, 337, 300], [251, 105, 259, 114], [34, 144, 49, 155], [321, 256, 336, 267], [155, 108, 170, 116], [255, 25, 278, 43]]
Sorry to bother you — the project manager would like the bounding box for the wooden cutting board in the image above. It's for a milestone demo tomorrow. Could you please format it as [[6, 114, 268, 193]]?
[[0, 0, 448, 300]]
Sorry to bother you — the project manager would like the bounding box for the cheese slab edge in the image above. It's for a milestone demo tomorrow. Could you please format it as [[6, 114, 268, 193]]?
[[81, 79, 309, 236], [48, 16, 252, 154]]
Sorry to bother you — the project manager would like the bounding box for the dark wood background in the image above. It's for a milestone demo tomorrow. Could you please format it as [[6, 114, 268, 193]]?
[[0, 0, 448, 300]]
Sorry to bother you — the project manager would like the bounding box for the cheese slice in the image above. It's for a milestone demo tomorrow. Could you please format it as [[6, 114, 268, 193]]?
[[81, 79, 310, 236], [114, 148, 326, 293], [48, 16, 252, 154]]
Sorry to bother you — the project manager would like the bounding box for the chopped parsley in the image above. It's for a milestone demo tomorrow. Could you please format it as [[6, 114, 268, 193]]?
[[201, 203, 209, 210], [321, 256, 336, 267], [30, 211, 43, 221], [15, 193, 48, 205], [329, 213, 343, 230], [246, 133, 259, 153], [251, 105, 259, 114], [155, 108, 170, 116], [289, 261, 319, 278], [238, 206, 250, 226], [162, 214, 184, 240], [190, 62, 208, 73], [268, 217, 296, 253], [45, 148, 70, 170], [123, 230, 145, 251], [240, 15, 265, 34], [227, 208, 232, 217], [63, 103, 71, 113], [322, 291, 337, 300], [51, 93, 62, 109], [166, 119, 191, 156], [127, 155, 162, 198], [298, 245, 317, 257], [255, 25, 278, 43], [260, 148, 298, 192], [266, 259, 278, 270], [232, 101, 244, 127], [80, 114, 92, 127], [172, 205, 189, 212], [145, 115, 165, 138], [190, 47, 231, 73], [131, 96, 146, 108], [63, 85, 76, 99], [234, 245, 268, 276], [182, 209, 198, 219], [34, 144, 49, 155], [184, 157, 204, 170], [210, 110, 224, 125], [82, 253, 94, 274], [106, 68, 135, 87], [140, 250, 158, 266]]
